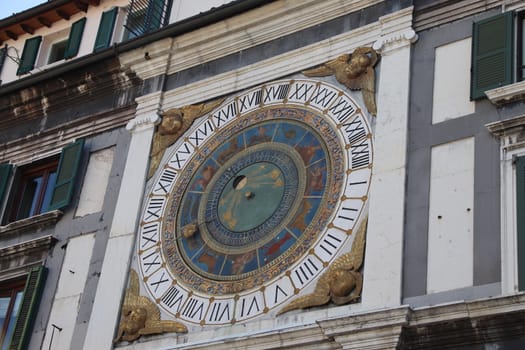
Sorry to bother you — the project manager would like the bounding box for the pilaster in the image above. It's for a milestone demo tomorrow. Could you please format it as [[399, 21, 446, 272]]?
[[361, 6, 417, 309], [82, 93, 161, 350]]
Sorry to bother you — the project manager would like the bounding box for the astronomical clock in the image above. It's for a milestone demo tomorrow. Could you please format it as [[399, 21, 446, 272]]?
[[121, 57, 375, 336]]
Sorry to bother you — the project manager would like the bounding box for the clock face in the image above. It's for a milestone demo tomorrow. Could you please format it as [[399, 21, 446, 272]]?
[[137, 79, 373, 326]]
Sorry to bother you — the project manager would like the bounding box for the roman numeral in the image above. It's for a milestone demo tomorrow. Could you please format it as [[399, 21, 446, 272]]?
[[161, 286, 185, 310], [153, 168, 177, 194], [181, 297, 205, 320], [319, 233, 343, 256], [351, 138, 370, 168], [149, 272, 169, 293], [289, 82, 314, 102], [310, 86, 337, 108], [293, 258, 320, 287], [239, 295, 260, 318], [140, 222, 159, 248], [169, 142, 192, 169], [329, 97, 356, 123], [212, 101, 237, 128], [238, 90, 262, 112], [337, 206, 358, 222], [189, 119, 215, 147], [208, 301, 231, 322], [342, 117, 366, 144], [264, 83, 290, 103], [142, 251, 161, 273], [273, 284, 288, 304], [144, 197, 165, 221]]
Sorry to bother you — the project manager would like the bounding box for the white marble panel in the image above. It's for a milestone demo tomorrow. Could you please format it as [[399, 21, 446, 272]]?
[[427, 137, 474, 293], [42, 233, 95, 350], [55, 233, 96, 298], [432, 38, 475, 124], [76, 147, 115, 217]]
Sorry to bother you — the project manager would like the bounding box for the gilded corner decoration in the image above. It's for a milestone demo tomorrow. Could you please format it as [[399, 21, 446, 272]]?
[[303, 47, 379, 116], [114, 270, 187, 343], [277, 217, 367, 315], [136, 77, 373, 330], [148, 98, 225, 179]]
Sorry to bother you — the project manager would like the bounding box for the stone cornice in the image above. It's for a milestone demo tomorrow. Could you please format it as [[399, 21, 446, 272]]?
[[0, 210, 62, 238], [162, 21, 382, 110], [485, 81, 525, 106], [166, 0, 384, 76], [486, 114, 525, 137], [0, 234, 57, 258]]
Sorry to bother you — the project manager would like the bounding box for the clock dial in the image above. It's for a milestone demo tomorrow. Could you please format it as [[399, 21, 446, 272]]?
[[137, 79, 373, 325]]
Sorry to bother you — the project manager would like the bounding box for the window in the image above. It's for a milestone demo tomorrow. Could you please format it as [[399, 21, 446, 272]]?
[[16, 18, 86, 75], [47, 40, 68, 64], [0, 139, 84, 224], [0, 278, 24, 350], [1, 266, 48, 350], [9, 159, 59, 222], [516, 156, 525, 291], [124, 0, 170, 40], [471, 11, 525, 99]]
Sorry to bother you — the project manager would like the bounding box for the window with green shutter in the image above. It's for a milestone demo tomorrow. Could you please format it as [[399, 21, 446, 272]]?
[[0, 163, 12, 207], [48, 139, 84, 211], [17, 36, 42, 75], [64, 18, 86, 59], [516, 156, 525, 291], [145, 0, 165, 32], [8, 266, 47, 350], [93, 8, 118, 52], [0, 46, 7, 79]]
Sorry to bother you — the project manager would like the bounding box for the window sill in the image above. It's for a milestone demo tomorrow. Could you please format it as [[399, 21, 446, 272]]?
[[485, 81, 525, 106], [0, 210, 63, 237]]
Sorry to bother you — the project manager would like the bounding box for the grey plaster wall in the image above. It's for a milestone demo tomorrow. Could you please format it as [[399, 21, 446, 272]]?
[[403, 10, 508, 303], [24, 127, 131, 350]]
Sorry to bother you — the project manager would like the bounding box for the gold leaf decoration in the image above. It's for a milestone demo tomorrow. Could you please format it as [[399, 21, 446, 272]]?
[[303, 47, 379, 116], [114, 270, 187, 343], [148, 98, 225, 179], [277, 217, 367, 315]]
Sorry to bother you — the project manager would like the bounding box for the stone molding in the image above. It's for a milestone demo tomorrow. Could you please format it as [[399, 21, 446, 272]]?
[[0, 210, 62, 237], [485, 81, 525, 106], [373, 7, 418, 53], [126, 92, 163, 132]]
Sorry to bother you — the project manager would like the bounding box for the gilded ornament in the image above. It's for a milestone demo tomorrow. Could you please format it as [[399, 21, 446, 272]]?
[[276, 217, 367, 315], [148, 98, 225, 178], [114, 270, 187, 342], [303, 47, 379, 116]]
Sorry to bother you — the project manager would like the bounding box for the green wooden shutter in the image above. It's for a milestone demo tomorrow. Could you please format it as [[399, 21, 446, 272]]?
[[517, 156, 525, 291], [48, 139, 84, 211], [0, 163, 12, 206], [0, 46, 7, 78], [64, 18, 86, 59], [8, 266, 47, 350], [93, 8, 118, 52], [471, 12, 514, 100], [17, 36, 42, 75], [145, 0, 164, 32]]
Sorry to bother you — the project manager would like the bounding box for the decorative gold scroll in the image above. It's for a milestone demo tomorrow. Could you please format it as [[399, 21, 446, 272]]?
[[277, 217, 367, 315], [114, 270, 187, 343], [148, 98, 225, 179], [303, 47, 379, 116]]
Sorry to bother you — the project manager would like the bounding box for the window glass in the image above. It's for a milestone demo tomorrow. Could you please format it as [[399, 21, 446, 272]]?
[[10, 160, 58, 222], [0, 280, 24, 349], [48, 40, 68, 64]]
